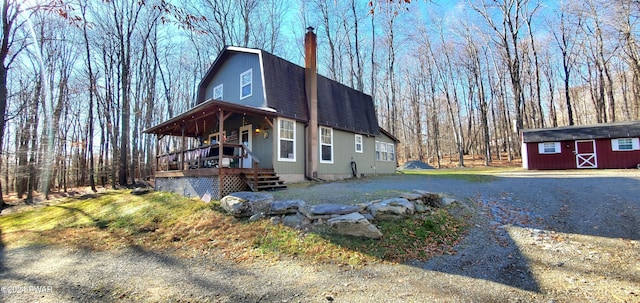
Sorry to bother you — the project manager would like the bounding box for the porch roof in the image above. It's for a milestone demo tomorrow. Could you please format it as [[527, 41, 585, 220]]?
[[143, 99, 280, 137]]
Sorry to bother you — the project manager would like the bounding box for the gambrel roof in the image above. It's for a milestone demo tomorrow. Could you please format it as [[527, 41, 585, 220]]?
[[522, 121, 640, 143], [196, 46, 381, 137]]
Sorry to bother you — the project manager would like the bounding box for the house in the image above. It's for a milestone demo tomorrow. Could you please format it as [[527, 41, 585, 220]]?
[[521, 121, 640, 170], [143, 28, 399, 200]]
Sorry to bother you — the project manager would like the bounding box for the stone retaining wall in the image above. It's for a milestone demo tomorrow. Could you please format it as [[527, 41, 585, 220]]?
[[219, 190, 458, 239]]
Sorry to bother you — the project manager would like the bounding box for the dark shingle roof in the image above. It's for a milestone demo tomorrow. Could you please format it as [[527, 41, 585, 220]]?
[[210, 47, 381, 136], [260, 52, 309, 121], [522, 121, 640, 143]]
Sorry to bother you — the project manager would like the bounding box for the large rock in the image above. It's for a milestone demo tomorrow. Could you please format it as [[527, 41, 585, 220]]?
[[299, 203, 365, 219], [441, 197, 457, 206], [368, 198, 415, 220], [413, 190, 442, 208], [400, 193, 423, 201], [220, 192, 274, 217], [269, 200, 306, 215], [327, 213, 383, 239], [309, 204, 365, 215], [282, 214, 304, 228]]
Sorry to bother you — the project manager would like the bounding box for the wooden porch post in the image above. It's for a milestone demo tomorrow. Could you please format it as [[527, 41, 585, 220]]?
[[155, 136, 160, 171], [180, 124, 186, 170], [218, 109, 224, 199]]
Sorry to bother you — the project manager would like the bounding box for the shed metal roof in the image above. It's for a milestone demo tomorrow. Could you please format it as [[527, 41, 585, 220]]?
[[522, 121, 640, 143]]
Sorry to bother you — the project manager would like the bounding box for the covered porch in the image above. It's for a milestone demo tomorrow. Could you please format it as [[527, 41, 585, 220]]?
[[144, 99, 285, 200]]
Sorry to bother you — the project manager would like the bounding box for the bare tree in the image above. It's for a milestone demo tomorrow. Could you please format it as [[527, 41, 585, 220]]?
[[472, 0, 527, 134], [552, 3, 581, 125], [0, 0, 31, 209]]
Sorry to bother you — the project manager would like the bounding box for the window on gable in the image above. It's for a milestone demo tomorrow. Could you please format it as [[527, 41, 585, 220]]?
[[355, 134, 363, 153], [538, 142, 561, 154], [278, 118, 295, 161], [240, 69, 252, 99], [320, 127, 333, 163], [612, 138, 640, 151], [213, 84, 223, 100]]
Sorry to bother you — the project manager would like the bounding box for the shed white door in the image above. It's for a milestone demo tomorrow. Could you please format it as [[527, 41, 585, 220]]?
[[240, 124, 253, 168], [575, 140, 597, 168]]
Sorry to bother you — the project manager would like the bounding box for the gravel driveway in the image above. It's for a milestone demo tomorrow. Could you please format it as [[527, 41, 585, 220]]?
[[1, 170, 639, 302]]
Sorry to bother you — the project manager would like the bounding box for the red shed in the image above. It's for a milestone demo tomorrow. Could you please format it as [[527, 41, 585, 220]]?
[[522, 121, 640, 170]]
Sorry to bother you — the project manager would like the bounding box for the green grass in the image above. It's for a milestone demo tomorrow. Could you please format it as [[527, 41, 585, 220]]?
[[401, 167, 521, 182], [253, 208, 467, 265], [0, 190, 468, 266]]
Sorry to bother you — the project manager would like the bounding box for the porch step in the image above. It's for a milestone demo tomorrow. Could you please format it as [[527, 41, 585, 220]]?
[[244, 170, 287, 192]]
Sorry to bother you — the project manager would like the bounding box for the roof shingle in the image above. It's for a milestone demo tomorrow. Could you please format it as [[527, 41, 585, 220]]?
[[522, 121, 640, 143]]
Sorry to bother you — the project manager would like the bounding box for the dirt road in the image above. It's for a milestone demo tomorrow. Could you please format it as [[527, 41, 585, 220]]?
[[1, 170, 639, 302]]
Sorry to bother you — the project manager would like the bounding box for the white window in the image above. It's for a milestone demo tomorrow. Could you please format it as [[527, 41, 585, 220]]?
[[320, 127, 333, 163], [612, 138, 640, 151], [375, 140, 395, 161], [380, 142, 388, 161], [538, 142, 561, 154], [278, 118, 295, 161], [213, 84, 223, 100], [240, 69, 252, 99], [355, 134, 363, 153]]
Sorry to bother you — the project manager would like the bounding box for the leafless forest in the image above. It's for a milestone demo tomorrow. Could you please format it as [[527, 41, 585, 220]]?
[[0, 0, 639, 206]]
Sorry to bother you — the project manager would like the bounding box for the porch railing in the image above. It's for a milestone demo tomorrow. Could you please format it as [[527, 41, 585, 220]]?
[[156, 143, 258, 171]]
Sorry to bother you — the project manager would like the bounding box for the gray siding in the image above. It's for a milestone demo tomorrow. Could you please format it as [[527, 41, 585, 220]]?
[[272, 119, 305, 182], [317, 129, 396, 179], [203, 52, 265, 108]]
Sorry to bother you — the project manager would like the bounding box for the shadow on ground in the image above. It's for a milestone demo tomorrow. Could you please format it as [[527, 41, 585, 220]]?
[[275, 172, 640, 294]]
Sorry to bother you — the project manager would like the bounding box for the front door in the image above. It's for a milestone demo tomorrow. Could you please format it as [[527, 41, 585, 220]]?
[[240, 124, 253, 168], [575, 140, 597, 168]]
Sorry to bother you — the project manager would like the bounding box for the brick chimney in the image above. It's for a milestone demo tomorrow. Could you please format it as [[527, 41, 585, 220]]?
[[305, 26, 318, 179]]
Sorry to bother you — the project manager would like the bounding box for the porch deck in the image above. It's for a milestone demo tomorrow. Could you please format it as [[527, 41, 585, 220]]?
[[154, 142, 285, 200]]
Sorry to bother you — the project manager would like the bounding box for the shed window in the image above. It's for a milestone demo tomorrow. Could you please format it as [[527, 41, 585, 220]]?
[[612, 138, 640, 151], [538, 142, 561, 154], [320, 127, 333, 163], [213, 84, 223, 100], [278, 118, 295, 161], [240, 69, 252, 99], [355, 134, 363, 153]]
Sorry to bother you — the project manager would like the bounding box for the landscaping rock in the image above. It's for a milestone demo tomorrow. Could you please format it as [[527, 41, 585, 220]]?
[[400, 193, 423, 201], [220, 192, 274, 217], [413, 190, 442, 208], [249, 212, 264, 222], [269, 200, 306, 215], [368, 198, 415, 220], [282, 214, 303, 228], [308, 204, 365, 215], [415, 204, 428, 213], [362, 213, 374, 221], [327, 213, 383, 239], [270, 216, 282, 225], [441, 197, 457, 206]]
